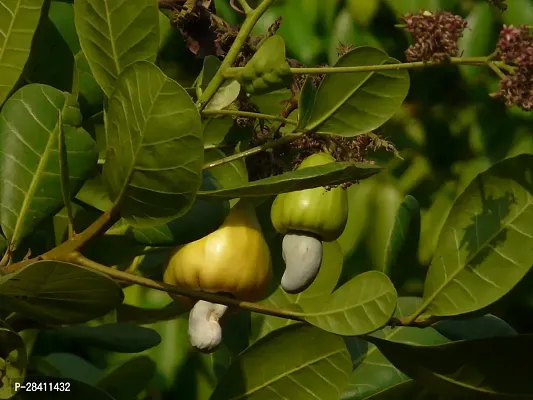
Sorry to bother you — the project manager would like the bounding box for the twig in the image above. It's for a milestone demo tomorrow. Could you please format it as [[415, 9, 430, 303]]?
[[201, 109, 298, 126], [197, 0, 278, 111], [223, 58, 509, 77], [202, 133, 302, 169], [72, 252, 306, 322]]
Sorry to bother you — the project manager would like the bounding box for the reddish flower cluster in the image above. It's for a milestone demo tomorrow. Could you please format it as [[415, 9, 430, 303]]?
[[401, 10, 467, 62], [496, 25, 533, 111]]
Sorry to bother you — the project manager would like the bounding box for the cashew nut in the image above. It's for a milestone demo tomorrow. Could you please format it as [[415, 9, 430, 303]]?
[[188, 300, 229, 353], [281, 232, 323, 294]]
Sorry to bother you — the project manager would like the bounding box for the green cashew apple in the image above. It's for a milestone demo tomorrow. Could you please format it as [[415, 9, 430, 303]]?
[[271, 152, 349, 294]]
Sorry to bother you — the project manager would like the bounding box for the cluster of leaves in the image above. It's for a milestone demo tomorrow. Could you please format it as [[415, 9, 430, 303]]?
[[0, 0, 532, 399]]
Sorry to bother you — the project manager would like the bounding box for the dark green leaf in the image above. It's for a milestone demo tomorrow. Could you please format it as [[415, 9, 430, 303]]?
[[303, 271, 397, 336], [367, 334, 533, 399], [304, 47, 410, 136], [434, 314, 517, 341], [130, 170, 229, 246], [0, 326, 27, 399], [73, 0, 160, 96], [198, 161, 382, 199], [210, 324, 352, 400], [0, 0, 45, 105], [0, 261, 124, 324], [45, 323, 161, 353], [342, 297, 449, 400], [0, 84, 98, 249], [34, 353, 104, 385], [102, 61, 203, 227], [97, 356, 156, 400], [419, 154, 533, 319]]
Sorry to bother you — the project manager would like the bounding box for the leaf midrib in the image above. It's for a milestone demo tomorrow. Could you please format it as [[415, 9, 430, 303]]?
[[111, 70, 166, 208], [10, 96, 62, 247], [103, 0, 121, 80], [422, 192, 533, 315], [303, 287, 393, 318], [306, 59, 387, 131], [0, 0, 21, 66], [228, 348, 346, 400]]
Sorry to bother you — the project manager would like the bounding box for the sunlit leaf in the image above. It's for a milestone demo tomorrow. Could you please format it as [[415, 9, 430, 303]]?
[[102, 61, 203, 227]]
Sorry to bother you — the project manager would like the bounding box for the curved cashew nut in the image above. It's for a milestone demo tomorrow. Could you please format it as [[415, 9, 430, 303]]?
[[281, 233, 323, 294], [188, 300, 229, 353]]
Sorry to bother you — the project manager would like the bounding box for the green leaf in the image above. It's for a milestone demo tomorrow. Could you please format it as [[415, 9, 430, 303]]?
[[102, 61, 203, 227], [204, 148, 248, 186], [17, 376, 115, 399], [0, 0, 45, 105], [419, 154, 533, 319], [303, 271, 397, 336], [97, 356, 156, 400], [304, 46, 410, 136], [202, 116, 234, 146], [367, 334, 533, 398], [457, 3, 494, 83], [502, 0, 533, 25], [0, 84, 98, 249], [73, 0, 160, 96], [130, 170, 229, 246], [365, 184, 404, 274], [434, 314, 517, 341], [0, 326, 27, 399], [252, 241, 344, 340], [44, 323, 161, 353], [0, 261, 124, 324], [297, 77, 317, 130], [34, 353, 104, 385], [198, 161, 382, 199], [197, 56, 241, 111], [210, 324, 352, 400], [341, 297, 449, 400]]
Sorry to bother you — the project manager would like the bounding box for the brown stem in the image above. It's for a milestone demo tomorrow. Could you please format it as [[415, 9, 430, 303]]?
[[72, 253, 306, 322]]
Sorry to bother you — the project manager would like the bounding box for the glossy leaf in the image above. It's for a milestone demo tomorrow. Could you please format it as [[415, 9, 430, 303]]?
[[102, 61, 203, 227], [304, 47, 409, 136], [44, 323, 161, 353], [367, 334, 533, 398], [0, 0, 45, 105], [198, 161, 382, 199], [0, 326, 27, 399], [303, 271, 397, 336], [0, 84, 98, 249], [420, 154, 533, 319], [97, 356, 156, 400], [0, 261, 124, 324], [341, 297, 449, 400], [252, 241, 344, 340], [210, 324, 352, 400], [73, 0, 160, 96]]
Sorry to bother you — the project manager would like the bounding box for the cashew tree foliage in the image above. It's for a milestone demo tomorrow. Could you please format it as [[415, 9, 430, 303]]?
[[1, 0, 533, 398]]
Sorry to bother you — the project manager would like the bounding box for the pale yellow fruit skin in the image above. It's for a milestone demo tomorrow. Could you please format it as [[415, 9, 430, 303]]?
[[163, 200, 272, 303]]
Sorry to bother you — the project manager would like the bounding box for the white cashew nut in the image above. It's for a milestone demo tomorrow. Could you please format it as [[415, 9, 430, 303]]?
[[188, 300, 229, 353], [281, 233, 323, 294]]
